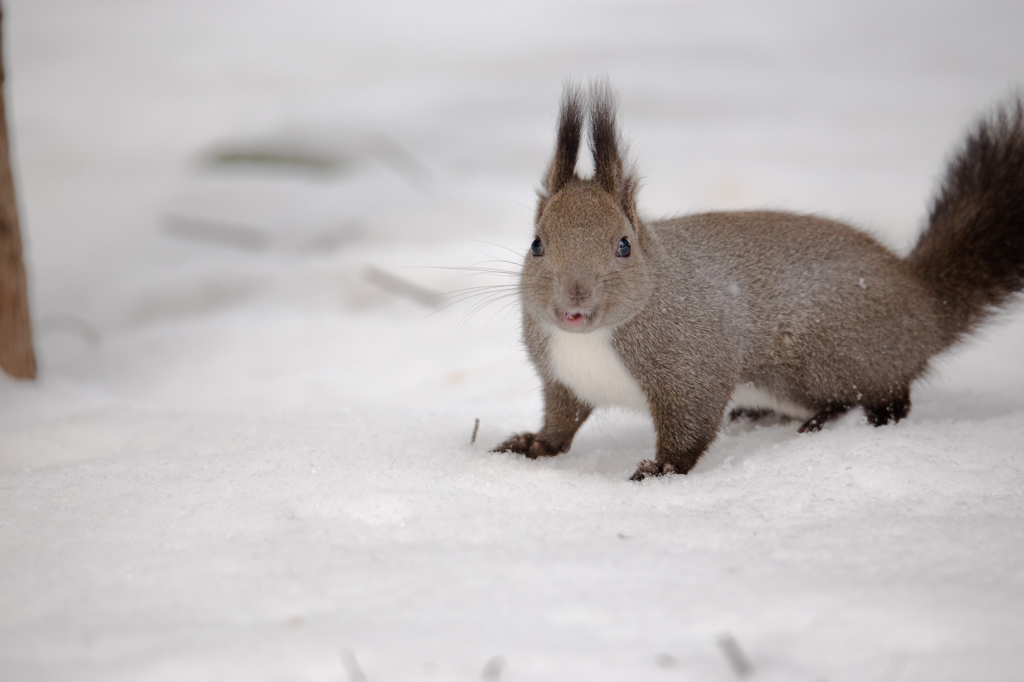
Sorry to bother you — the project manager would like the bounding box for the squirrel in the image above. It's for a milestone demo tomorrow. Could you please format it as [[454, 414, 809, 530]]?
[[493, 82, 1024, 481]]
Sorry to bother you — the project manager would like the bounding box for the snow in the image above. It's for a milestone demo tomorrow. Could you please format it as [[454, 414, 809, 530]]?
[[2, 0, 1024, 680]]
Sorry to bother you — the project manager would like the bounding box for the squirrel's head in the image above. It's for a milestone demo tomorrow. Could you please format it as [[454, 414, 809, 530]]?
[[522, 82, 654, 333]]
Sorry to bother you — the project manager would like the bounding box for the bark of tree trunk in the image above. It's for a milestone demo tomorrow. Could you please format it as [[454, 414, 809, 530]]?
[[0, 5, 37, 380]]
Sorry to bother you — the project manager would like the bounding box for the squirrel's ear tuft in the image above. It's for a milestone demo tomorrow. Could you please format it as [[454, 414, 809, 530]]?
[[589, 81, 640, 228], [541, 83, 584, 198]]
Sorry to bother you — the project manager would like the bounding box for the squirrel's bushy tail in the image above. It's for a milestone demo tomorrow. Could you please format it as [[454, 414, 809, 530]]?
[[908, 97, 1024, 347]]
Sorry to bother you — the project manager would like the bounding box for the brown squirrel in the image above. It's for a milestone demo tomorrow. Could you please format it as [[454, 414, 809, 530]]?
[[494, 82, 1024, 481]]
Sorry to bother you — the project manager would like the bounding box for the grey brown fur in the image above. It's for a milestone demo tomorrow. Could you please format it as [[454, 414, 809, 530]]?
[[494, 83, 1024, 480]]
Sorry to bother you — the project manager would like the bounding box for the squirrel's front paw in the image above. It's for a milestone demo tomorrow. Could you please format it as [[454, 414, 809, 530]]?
[[629, 460, 678, 481], [492, 433, 563, 459]]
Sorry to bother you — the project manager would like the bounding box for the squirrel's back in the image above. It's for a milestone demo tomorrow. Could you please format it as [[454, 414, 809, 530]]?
[[624, 210, 942, 416]]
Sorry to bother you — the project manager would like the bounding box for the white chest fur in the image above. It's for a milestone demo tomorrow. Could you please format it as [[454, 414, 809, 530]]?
[[546, 327, 649, 413]]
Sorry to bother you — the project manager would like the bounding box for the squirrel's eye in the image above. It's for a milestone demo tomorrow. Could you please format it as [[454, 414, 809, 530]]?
[[531, 237, 544, 257], [616, 237, 631, 257]]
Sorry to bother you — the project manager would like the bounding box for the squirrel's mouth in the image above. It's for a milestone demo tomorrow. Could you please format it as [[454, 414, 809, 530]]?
[[560, 310, 592, 330]]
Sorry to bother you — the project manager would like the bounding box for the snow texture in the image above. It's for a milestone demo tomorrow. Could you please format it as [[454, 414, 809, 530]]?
[[2, 0, 1024, 680]]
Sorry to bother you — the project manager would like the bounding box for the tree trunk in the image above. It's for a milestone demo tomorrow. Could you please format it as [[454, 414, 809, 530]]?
[[0, 5, 36, 380]]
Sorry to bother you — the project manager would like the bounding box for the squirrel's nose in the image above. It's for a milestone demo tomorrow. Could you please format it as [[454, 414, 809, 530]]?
[[568, 283, 592, 306]]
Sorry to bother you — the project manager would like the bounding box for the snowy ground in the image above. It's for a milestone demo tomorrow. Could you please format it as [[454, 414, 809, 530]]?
[[2, 1, 1024, 680]]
